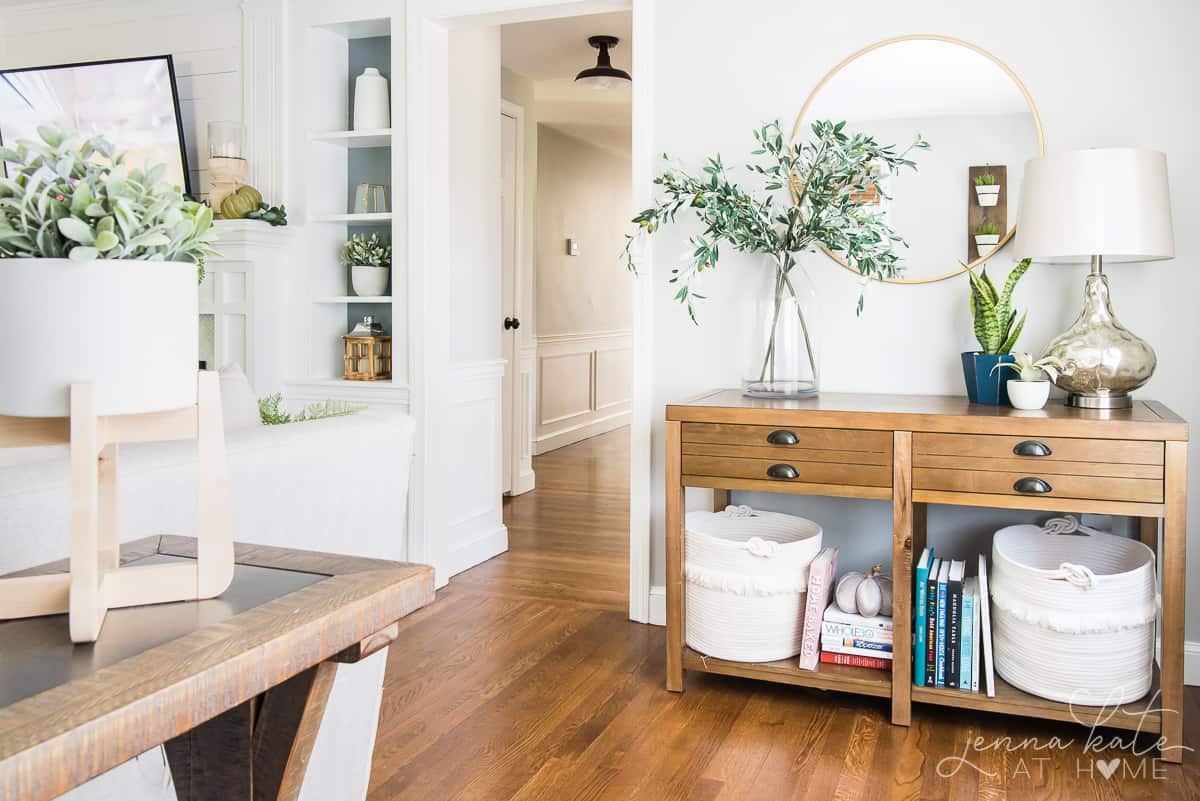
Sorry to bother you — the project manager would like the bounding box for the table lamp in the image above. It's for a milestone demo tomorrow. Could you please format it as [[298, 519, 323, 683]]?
[[1016, 148, 1174, 409]]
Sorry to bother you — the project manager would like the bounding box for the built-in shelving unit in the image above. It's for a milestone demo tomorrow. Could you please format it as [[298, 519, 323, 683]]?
[[311, 128, 393, 149], [311, 212, 393, 225], [315, 295, 393, 304]]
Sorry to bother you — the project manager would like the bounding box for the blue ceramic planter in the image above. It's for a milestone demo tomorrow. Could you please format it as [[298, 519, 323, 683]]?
[[961, 352, 1015, 405]]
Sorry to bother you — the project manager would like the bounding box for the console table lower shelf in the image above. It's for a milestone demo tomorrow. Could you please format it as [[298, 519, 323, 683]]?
[[665, 390, 1187, 762]]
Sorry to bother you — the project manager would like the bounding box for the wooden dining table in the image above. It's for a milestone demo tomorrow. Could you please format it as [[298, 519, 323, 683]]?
[[0, 535, 434, 801]]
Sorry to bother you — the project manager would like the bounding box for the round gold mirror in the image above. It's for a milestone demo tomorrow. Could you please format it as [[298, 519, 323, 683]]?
[[793, 35, 1044, 284]]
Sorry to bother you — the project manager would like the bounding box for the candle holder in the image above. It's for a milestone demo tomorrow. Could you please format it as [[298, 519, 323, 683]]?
[[207, 121, 247, 211]]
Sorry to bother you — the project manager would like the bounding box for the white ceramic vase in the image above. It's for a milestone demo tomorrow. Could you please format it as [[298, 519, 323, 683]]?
[[351, 264, 389, 297], [353, 67, 390, 130], [1007, 379, 1051, 410], [0, 259, 198, 417], [975, 185, 1000, 206]]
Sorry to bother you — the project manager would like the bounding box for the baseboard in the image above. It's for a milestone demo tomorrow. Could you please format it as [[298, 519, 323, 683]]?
[[648, 584, 665, 626], [1187, 641, 1200, 686], [506, 468, 536, 496], [534, 410, 630, 455], [439, 523, 508, 588]]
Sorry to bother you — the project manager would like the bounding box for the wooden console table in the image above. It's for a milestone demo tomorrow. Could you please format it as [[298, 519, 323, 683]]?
[[665, 390, 1188, 762], [0, 536, 434, 801]]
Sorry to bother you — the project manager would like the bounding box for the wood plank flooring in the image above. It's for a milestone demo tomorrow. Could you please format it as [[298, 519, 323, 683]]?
[[368, 428, 1200, 801]]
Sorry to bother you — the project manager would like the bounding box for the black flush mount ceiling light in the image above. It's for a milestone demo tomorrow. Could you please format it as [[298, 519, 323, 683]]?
[[574, 35, 631, 89]]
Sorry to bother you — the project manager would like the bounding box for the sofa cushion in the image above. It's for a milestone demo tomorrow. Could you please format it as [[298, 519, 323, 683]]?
[[219, 364, 261, 431]]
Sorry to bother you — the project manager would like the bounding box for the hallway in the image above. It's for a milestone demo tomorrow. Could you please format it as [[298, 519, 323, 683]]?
[[366, 428, 1199, 801]]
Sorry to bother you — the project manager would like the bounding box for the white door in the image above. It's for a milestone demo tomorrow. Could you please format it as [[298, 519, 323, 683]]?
[[500, 109, 530, 495]]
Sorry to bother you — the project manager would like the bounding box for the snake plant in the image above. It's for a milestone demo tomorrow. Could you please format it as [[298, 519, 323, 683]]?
[[0, 126, 217, 279], [967, 258, 1030, 354]]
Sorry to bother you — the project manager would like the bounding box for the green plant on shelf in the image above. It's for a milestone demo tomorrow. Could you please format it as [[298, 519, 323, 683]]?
[[975, 222, 1000, 236], [973, 173, 998, 186], [340, 232, 391, 267]]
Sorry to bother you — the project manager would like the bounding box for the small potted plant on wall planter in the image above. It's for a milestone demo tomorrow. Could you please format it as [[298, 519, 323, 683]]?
[[974, 222, 1001, 251], [991, 351, 1065, 410], [341, 233, 391, 297], [961, 259, 1030, 405], [0, 127, 217, 418], [974, 172, 1000, 206]]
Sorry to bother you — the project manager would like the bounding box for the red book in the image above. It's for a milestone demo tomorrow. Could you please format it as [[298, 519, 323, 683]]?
[[797, 547, 839, 670], [819, 650, 891, 671]]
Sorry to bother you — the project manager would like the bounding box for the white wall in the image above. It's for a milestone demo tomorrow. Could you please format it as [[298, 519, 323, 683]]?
[[644, 0, 1200, 646], [0, 0, 244, 198]]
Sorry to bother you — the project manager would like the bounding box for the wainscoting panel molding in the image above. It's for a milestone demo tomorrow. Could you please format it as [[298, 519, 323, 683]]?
[[535, 331, 632, 454]]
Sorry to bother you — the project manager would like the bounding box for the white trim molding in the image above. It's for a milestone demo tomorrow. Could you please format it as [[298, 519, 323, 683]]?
[[534, 330, 632, 454], [241, 0, 288, 205], [648, 584, 666, 626]]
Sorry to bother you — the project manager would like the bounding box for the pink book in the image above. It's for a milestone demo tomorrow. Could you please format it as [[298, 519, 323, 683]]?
[[798, 547, 839, 670]]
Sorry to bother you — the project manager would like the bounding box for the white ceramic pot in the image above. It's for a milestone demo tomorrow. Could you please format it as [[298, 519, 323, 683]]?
[[0, 258, 198, 418], [975, 234, 1001, 249], [1007, 379, 1051, 410], [351, 264, 389, 297], [975, 184, 1000, 206], [353, 67, 390, 130]]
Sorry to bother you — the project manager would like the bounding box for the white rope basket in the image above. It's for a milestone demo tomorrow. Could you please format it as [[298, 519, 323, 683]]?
[[685, 505, 822, 662], [990, 516, 1158, 705]]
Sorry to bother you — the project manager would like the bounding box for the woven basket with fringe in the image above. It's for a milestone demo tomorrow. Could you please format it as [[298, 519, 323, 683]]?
[[685, 505, 822, 662]]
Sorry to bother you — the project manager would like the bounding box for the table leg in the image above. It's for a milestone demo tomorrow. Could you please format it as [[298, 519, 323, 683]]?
[[1138, 516, 1158, 557], [891, 431, 914, 726], [1159, 442, 1186, 764], [712, 488, 730, 513], [665, 420, 685, 692]]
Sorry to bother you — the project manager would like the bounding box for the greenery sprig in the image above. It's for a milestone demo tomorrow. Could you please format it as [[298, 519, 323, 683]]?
[[623, 119, 929, 320], [258, 393, 364, 425]]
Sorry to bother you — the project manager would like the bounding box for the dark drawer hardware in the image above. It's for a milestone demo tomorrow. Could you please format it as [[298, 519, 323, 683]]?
[[766, 429, 799, 445], [1013, 477, 1053, 494], [767, 463, 799, 480], [1013, 440, 1052, 457]]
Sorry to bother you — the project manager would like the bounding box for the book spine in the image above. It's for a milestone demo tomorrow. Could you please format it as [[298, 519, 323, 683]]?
[[947, 573, 963, 690], [925, 569, 938, 686], [819, 651, 891, 670], [797, 554, 833, 671], [935, 574, 947, 687], [821, 622, 893, 642], [823, 637, 893, 652], [971, 586, 981, 693], [959, 590, 974, 691], [914, 560, 929, 686], [822, 641, 895, 660]]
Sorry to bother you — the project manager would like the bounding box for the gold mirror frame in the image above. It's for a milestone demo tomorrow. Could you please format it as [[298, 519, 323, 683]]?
[[792, 34, 1045, 285]]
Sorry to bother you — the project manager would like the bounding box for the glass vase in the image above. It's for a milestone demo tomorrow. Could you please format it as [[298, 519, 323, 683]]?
[[742, 253, 820, 398]]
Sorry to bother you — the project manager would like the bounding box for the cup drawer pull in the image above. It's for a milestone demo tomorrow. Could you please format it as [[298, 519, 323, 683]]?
[[767, 463, 799, 480], [766, 429, 799, 445], [1013, 477, 1053, 494], [1013, 440, 1053, 457]]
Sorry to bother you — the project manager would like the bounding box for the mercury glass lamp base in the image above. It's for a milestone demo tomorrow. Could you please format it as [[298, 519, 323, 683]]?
[[1065, 392, 1133, 410]]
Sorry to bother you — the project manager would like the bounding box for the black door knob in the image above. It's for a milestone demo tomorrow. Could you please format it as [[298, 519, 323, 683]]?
[[504, 317, 521, 331]]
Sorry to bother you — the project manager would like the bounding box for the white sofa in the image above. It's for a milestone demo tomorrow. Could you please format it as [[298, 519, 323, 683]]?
[[0, 410, 415, 801]]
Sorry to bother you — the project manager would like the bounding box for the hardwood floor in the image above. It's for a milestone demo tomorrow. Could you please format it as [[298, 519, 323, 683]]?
[[368, 427, 1200, 801]]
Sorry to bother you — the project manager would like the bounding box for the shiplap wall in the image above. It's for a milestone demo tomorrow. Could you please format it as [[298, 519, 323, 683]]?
[[0, 0, 243, 197]]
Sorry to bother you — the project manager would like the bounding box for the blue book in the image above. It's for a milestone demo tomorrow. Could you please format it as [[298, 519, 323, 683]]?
[[959, 577, 977, 691], [935, 559, 950, 687], [925, 558, 939, 686], [914, 547, 933, 686]]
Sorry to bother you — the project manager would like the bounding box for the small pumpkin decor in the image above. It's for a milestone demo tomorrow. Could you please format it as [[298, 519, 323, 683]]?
[[834, 565, 894, 618], [216, 183, 287, 227]]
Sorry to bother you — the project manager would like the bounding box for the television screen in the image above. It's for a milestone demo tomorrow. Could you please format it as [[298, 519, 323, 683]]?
[[0, 54, 190, 194]]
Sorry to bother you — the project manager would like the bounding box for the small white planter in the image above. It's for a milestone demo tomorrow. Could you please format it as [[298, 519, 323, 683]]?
[[975, 233, 1001, 250], [1007, 379, 1051, 410], [975, 184, 1000, 206], [0, 258, 198, 417], [351, 264, 390, 297]]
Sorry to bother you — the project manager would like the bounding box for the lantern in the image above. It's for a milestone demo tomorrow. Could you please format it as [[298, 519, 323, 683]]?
[[343, 316, 391, 381]]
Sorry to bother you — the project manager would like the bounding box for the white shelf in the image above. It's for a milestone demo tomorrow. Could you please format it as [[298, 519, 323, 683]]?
[[310, 129, 392, 148], [315, 296, 393, 304], [311, 213, 392, 225]]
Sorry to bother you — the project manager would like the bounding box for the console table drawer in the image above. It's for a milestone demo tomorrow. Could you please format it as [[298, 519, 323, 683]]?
[[683, 455, 891, 487], [683, 423, 891, 454], [913, 467, 1163, 503], [914, 433, 1163, 466]]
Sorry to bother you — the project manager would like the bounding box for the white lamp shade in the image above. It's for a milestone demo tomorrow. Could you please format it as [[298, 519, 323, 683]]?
[[1016, 148, 1174, 263]]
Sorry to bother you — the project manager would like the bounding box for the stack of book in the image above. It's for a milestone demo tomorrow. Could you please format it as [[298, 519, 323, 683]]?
[[914, 548, 995, 694], [819, 604, 893, 669]]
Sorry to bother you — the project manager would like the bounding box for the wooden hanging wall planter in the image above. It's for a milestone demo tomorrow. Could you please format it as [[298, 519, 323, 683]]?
[[968, 165, 1008, 261], [343, 317, 392, 381]]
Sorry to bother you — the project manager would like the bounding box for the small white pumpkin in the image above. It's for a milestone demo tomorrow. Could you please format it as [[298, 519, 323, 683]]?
[[876, 575, 894, 617], [834, 571, 864, 614], [855, 565, 885, 617]]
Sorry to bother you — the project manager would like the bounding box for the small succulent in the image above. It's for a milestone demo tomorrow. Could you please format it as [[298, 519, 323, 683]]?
[[966, 258, 1030, 355], [245, 202, 287, 226], [974, 173, 998, 187], [340, 232, 391, 267], [0, 126, 217, 280], [992, 351, 1065, 382], [975, 222, 1000, 236]]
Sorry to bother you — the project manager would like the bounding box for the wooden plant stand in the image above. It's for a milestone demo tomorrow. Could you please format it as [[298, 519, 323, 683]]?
[[664, 390, 1188, 762], [0, 371, 233, 642]]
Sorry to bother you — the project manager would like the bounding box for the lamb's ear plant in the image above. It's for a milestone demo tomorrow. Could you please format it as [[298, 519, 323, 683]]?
[[966, 258, 1030, 355], [991, 351, 1064, 382], [973, 173, 998, 187], [0, 125, 218, 280]]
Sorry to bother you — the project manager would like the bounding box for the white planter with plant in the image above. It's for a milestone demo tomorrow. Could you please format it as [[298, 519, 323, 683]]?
[[974, 173, 1000, 206], [0, 127, 217, 417], [974, 222, 1001, 251], [342, 232, 391, 297], [624, 120, 929, 398], [992, 351, 1065, 410]]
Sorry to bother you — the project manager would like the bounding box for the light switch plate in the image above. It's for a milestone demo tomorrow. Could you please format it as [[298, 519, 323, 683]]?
[[566, 238, 579, 256]]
